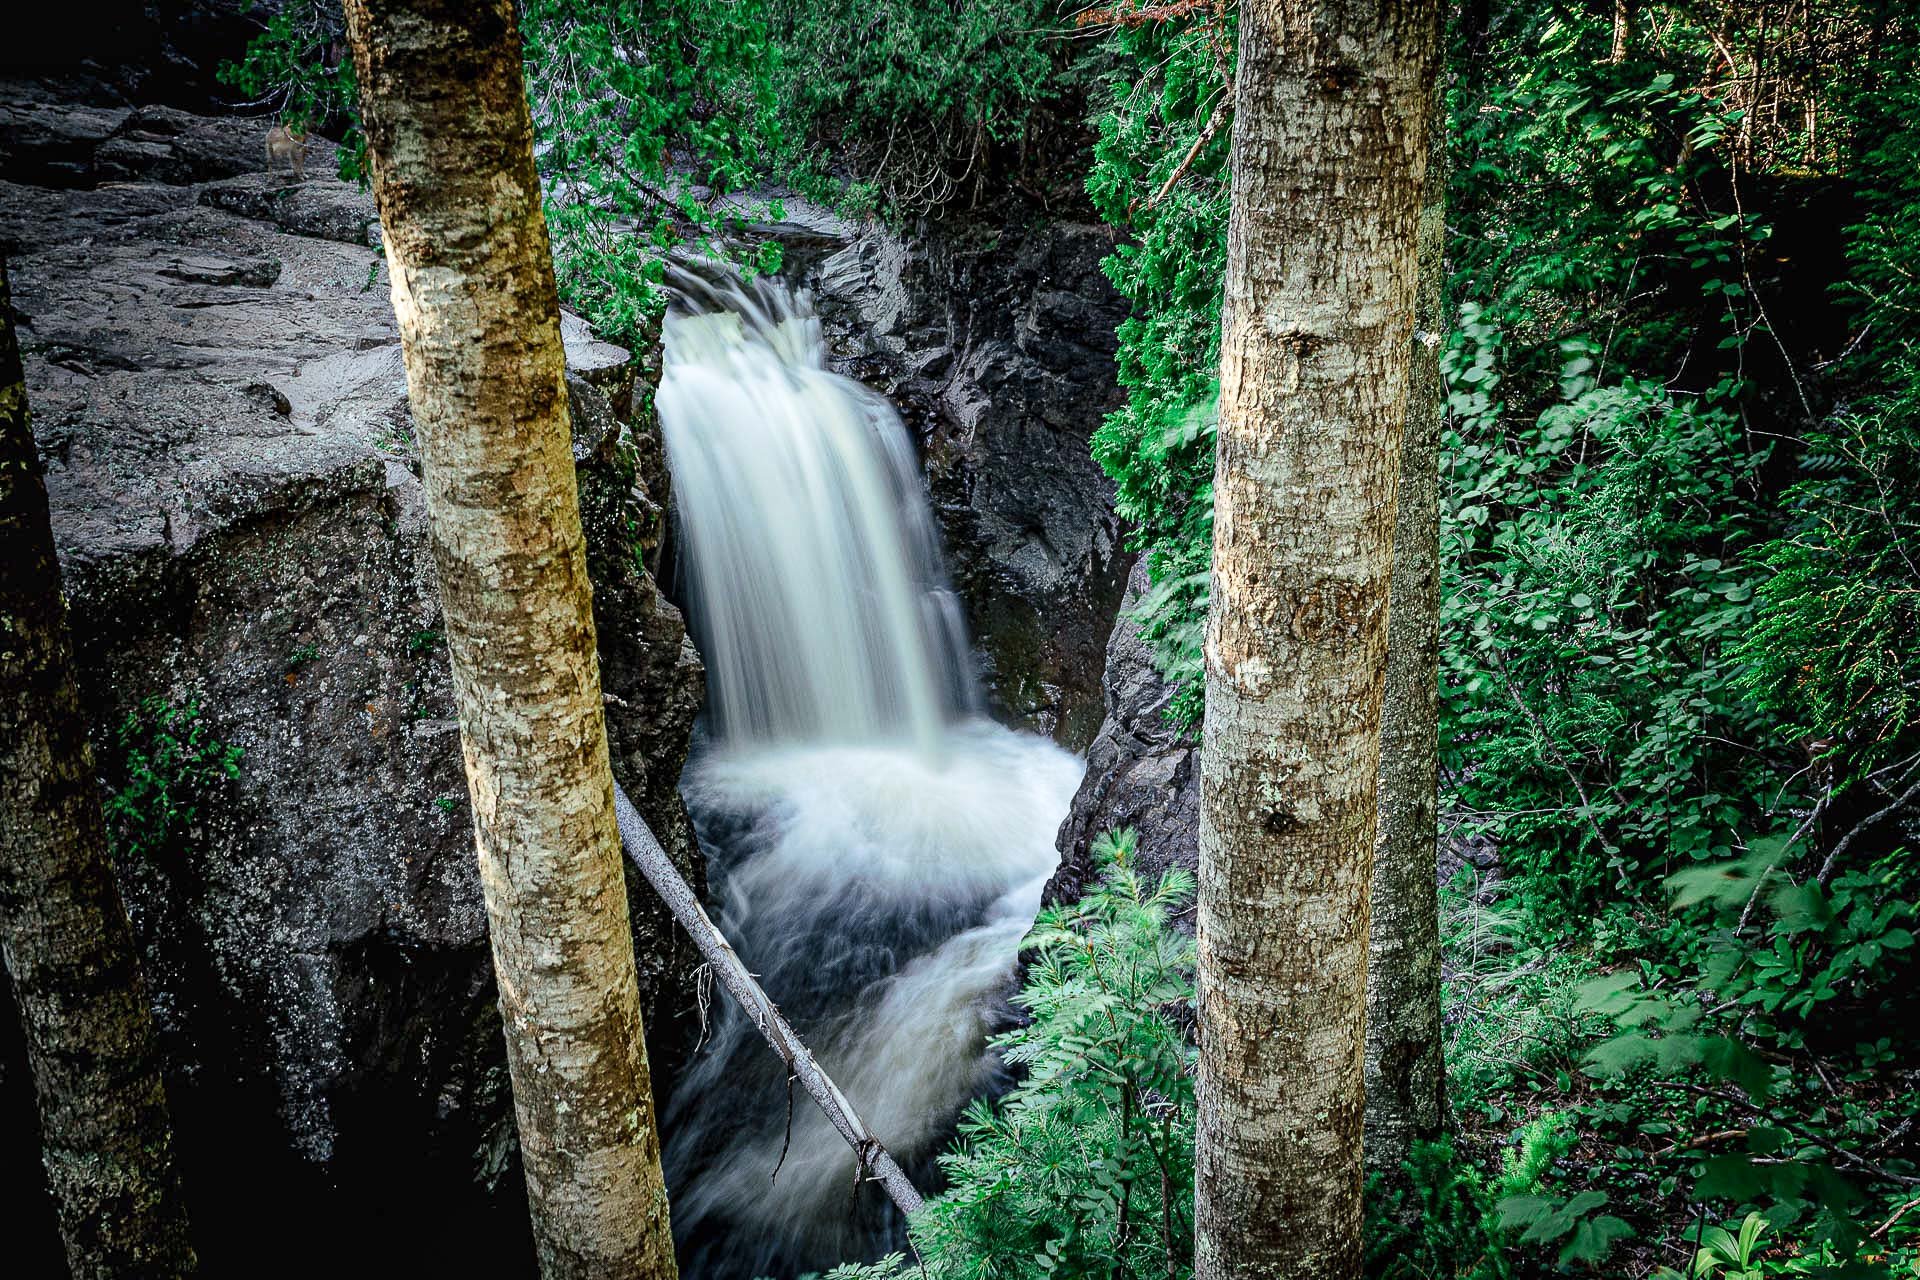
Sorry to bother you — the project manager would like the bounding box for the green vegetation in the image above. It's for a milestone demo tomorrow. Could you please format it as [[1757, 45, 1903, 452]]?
[[821, 833, 1195, 1279], [910, 831, 1196, 1279], [226, 0, 1061, 347], [822, 843, 1574, 1280], [222, 3, 1920, 1274], [218, 0, 366, 179], [1068, 4, 1920, 1270], [1082, 0, 1234, 728], [103, 698, 244, 862]]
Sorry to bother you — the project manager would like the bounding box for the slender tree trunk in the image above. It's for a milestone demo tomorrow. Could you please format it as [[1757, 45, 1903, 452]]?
[[0, 259, 196, 1278], [1610, 0, 1634, 63], [1194, 3, 1438, 1277], [341, 6, 677, 1277], [1365, 64, 1448, 1179]]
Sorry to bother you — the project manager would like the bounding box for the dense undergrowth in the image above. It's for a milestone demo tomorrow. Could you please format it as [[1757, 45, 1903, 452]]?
[[225, 2, 1920, 1274], [1066, 2, 1920, 1273]]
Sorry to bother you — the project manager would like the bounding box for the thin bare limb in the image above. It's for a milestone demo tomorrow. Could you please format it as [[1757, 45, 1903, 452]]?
[[1132, 89, 1231, 217], [611, 783, 927, 1218]]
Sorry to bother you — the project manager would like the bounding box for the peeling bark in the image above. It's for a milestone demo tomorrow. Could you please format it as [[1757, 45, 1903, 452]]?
[[341, 5, 677, 1277], [1365, 66, 1448, 1179], [1194, 2, 1439, 1276], [0, 258, 197, 1279]]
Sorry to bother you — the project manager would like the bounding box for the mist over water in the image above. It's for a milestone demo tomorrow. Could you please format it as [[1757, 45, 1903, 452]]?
[[655, 277, 1078, 1277]]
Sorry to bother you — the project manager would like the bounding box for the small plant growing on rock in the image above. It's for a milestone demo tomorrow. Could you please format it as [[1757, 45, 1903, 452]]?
[[103, 698, 243, 862]]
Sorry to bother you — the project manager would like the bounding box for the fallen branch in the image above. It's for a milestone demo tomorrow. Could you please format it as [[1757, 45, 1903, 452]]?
[[611, 783, 927, 1218], [1650, 1128, 1747, 1158], [1872, 1195, 1920, 1240]]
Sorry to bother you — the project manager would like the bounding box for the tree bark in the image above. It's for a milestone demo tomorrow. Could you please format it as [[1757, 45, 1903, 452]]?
[[1610, 0, 1634, 63], [0, 258, 197, 1278], [340, 6, 677, 1277], [1365, 63, 1448, 1179], [1194, 3, 1438, 1278]]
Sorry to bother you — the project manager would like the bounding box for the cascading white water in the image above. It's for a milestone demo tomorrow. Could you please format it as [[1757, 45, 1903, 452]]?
[[655, 276, 1078, 1278], [657, 281, 979, 758]]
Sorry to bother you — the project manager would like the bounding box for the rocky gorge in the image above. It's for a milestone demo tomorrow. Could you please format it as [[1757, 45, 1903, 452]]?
[[0, 77, 706, 1274], [0, 59, 1199, 1277]]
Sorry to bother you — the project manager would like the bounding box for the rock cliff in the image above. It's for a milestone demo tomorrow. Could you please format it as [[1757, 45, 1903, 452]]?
[[1043, 559, 1202, 917], [0, 80, 705, 1277], [798, 215, 1135, 749]]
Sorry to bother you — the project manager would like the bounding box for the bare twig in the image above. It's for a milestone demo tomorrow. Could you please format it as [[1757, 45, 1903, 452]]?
[[1817, 764, 1920, 886], [1651, 1128, 1748, 1158], [1872, 1196, 1920, 1240], [1489, 648, 1612, 852], [1131, 90, 1231, 218]]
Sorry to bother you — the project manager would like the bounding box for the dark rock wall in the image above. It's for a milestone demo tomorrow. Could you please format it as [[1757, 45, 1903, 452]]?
[[3, 2, 288, 112], [799, 216, 1134, 750], [0, 85, 705, 1278], [1043, 559, 1201, 919]]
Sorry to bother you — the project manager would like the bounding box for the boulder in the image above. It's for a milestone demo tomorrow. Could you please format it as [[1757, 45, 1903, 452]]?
[[0, 90, 130, 185], [199, 169, 381, 248], [94, 105, 269, 185]]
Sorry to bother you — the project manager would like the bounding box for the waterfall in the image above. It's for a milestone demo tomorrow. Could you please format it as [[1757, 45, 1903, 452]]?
[[656, 280, 978, 757], [656, 277, 1078, 1278]]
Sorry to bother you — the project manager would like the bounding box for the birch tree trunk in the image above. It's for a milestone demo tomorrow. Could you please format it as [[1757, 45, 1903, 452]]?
[[1195, 3, 1438, 1277], [1365, 66, 1449, 1179], [0, 258, 197, 1278], [341, 6, 677, 1276]]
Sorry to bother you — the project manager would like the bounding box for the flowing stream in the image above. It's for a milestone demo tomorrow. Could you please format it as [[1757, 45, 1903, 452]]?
[[655, 277, 1080, 1277]]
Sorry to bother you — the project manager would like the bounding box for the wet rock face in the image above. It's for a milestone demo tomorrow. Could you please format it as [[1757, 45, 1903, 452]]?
[[1, 85, 704, 1277], [3, 2, 278, 111], [799, 216, 1134, 750], [1044, 559, 1201, 920]]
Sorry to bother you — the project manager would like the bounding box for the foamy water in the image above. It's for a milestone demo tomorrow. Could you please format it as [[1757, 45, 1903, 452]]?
[[654, 277, 1078, 1276]]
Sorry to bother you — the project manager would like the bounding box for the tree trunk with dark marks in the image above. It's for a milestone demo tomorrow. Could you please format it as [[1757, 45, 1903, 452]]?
[[1194, 2, 1439, 1277], [1365, 60, 1449, 1181], [341, 5, 678, 1277], [0, 258, 197, 1279]]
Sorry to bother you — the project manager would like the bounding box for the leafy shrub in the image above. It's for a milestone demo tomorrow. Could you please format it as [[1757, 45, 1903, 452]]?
[[218, 0, 366, 179], [1081, 1, 1235, 725], [1438, 874, 1615, 1111], [768, 0, 1059, 217], [1441, 358, 1775, 909], [1367, 1117, 1592, 1280], [103, 698, 243, 862], [807, 832, 1193, 1280], [1735, 21, 1920, 801], [908, 829, 1198, 1279], [1576, 841, 1918, 1271]]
